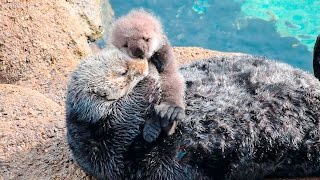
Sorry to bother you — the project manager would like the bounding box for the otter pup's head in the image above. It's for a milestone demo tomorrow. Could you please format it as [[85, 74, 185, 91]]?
[[72, 48, 149, 101], [109, 9, 165, 59]]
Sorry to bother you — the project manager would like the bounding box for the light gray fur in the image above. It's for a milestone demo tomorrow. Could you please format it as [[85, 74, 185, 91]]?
[[66, 48, 150, 123]]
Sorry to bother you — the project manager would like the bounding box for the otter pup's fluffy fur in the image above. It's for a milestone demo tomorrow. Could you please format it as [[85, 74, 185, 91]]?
[[109, 9, 185, 142]]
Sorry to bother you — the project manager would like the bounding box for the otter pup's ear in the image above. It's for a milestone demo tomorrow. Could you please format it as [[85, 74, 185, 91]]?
[[313, 34, 320, 80]]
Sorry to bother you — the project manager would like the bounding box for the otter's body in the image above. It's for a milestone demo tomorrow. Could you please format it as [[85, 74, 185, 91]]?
[[66, 50, 320, 179]]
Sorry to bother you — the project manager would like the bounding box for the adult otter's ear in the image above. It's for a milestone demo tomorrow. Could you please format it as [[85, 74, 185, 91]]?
[[313, 34, 320, 80]]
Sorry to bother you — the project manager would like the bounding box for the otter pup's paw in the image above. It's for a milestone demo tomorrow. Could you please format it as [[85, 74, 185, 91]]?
[[150, 52, 165, 73], [143, 119, 161, 143], [154, 103, 185, 129]]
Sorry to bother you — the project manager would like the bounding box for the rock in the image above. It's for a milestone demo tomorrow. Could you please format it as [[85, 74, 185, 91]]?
[[0, 0, 113, 105], [0, 84, 88, 179], [0, 84, 63, 152], [1, 137, 88, 179], [173, 47, 245, 65], [101, 0, 115, 41], [66, 0, 105, 41], [0, 0, 91, 82]]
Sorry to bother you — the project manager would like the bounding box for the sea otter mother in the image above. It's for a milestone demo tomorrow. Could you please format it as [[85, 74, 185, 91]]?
[[66, 48, 320, 180]]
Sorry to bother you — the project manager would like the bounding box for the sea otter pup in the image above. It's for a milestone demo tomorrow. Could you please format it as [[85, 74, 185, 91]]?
[[109, 9, 185, 142]]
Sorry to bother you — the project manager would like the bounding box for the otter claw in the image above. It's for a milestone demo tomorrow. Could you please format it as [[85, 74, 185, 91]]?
[[154, 103, 185, 128], [143, 104, 185, 142]]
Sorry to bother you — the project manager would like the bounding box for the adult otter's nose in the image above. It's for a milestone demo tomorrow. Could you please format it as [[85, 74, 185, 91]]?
[[127, 58, 149, 76], [133, 48, 144, 58]]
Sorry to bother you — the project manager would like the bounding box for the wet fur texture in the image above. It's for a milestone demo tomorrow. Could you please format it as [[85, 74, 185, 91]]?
[[66, 50, 320, 179], [313, 34, 320, 80], [66, 48, 159, 179], [109, 9, 185, 142]]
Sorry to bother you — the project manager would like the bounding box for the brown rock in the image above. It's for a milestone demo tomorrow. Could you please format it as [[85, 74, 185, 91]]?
[[0, 84, 88, 179], [0, 0, 110, 105], [66, 0, 104, 41], [100, 0, 115, 41], [173, 47, 245, 65]]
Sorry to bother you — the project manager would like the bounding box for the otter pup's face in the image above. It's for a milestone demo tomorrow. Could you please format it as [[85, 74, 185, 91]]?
[[74, 49, 149, 101], [110, 9, 165, 59]]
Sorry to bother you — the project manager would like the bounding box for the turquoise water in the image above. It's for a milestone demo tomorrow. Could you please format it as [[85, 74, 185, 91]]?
[[109, 0, 319, 71]]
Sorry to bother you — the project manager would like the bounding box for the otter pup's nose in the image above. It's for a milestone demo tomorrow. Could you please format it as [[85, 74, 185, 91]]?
[[133, 48, 144, 58]]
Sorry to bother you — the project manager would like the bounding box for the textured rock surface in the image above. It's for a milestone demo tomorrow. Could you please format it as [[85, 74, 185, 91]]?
[[101, 0, 115, 41], [0, 84, 88, 179], [174, 47, 244, 65], [0, 0, 106, 105], [66, 0, 103, 41], [0, 84, 63, 159]]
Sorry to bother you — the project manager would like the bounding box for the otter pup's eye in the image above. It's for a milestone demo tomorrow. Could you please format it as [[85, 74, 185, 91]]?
[[144, 37, 150, 42], [123, 43, 128, 48]]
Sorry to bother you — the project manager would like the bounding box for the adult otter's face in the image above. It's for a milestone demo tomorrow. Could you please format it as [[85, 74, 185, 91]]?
[[74, 49, 149, 101], [110, 9, 165, 59], [103, 54, 149, 100]]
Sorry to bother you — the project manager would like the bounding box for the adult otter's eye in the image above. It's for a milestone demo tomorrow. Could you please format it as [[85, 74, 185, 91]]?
[[123, 43, 128, 48], [120, 69, 128, 76]]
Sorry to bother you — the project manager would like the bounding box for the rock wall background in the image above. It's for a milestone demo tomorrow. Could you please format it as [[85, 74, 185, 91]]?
[[0, 0, 243, 179]]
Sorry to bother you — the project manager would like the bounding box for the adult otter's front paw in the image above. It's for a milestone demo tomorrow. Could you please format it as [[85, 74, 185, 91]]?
[[143, 119, 161, 143], [154, 103, 185, 130], [150, 52, 165, 73]]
